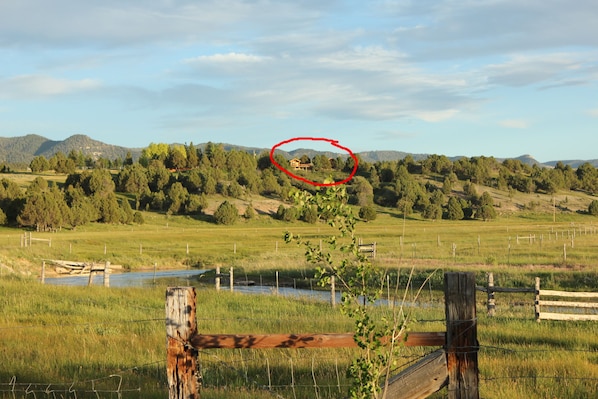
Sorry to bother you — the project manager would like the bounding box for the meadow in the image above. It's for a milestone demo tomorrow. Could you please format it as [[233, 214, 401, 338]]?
[[1, 205, 598, 398]]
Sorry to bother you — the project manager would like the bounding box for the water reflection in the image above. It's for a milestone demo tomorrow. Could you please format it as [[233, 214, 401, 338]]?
[[44, 269, 442, 308], [44, 269, 208, 287]]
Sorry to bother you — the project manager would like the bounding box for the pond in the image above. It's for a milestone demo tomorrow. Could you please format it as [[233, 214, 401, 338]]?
[[44, 269, 209, 287], [44, 268, 443, 309]]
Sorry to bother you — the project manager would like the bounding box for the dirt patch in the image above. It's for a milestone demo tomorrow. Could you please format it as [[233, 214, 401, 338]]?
[[205, 196, 284, 216]]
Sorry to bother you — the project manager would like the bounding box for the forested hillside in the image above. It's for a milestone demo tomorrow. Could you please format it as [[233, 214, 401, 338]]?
[[0, 142, 597, 232], [0, 134, 140, 165]]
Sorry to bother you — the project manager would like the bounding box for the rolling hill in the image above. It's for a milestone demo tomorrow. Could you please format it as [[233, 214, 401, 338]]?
[[0, 134, 141, 165], [0, 134, 596, 168]]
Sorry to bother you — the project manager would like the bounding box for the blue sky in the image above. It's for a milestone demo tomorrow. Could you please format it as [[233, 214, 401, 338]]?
[[1, 1, 598, 162]]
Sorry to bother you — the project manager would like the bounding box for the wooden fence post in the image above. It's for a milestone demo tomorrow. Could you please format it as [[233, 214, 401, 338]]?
[[215, 266, 221, 291], [445, 272, 479, 399], [166, 287, 199, 399], [330, 275, 336, 308], [88, 265, 95, 286], [103, 261, 110, 288], [40, 261, 45, 284], [534, 277, 540, 323], [487, 272, 495, 317]]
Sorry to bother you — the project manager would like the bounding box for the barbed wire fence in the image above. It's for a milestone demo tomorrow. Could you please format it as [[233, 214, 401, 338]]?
[[2, 298, 598, 398]]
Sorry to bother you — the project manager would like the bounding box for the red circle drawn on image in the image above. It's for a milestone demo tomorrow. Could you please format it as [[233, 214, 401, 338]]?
[[269, 137, 358, 187]]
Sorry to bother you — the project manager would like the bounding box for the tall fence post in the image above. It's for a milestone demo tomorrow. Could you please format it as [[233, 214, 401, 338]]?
[[103, 261, 110, 288], [330, 275, 336, 308], [487, 272, 495, 317], [166, 287, 199, 399], [88, 265, 94, 286], [534, 277, 540, 323], [445, 272, 479, 399], [215, 266, 221, 291]]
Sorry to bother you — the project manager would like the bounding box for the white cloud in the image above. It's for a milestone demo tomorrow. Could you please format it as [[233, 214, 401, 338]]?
[[0, 1, 328, 47], [484, 53, 588, 87], [588, 108, 598, 117], [185, 52, 267, 65], [0, 75, 100, 99], [388, 0, 598, 60], [499, 119, 529, 129], [415, 109, 460, 123]]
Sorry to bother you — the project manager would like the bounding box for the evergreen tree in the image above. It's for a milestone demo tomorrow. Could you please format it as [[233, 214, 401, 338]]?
[[301, 205, 318, 224], [120, 198, 135, 224], [185, 194, 208, 215], [442, 176, 453, 195], [244, 203, 256, 219], [166, 182, 189, 214], [166, 145, 187, 170], [147, 163, 171, 192], [276, 204, 286, 220], [214, 200, 238, 225], [358, 205, 377, 222], [133, 211, 145, 224], [88, 169, 116, 197], [124, 151, 134, 166], [30, 156, 50, 173], [186, 142, 199, 168], [18, 188, 67, 231], [65, 185, 97, 228], [423, 203, 442, 220], [94, 192, 122, 223], [446, 197, 464, 220], [117, 164, 149, 209], [350, 176, 374, 206]]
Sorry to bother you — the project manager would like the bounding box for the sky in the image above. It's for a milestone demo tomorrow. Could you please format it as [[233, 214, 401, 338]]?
[[1, 1, 598, 162]]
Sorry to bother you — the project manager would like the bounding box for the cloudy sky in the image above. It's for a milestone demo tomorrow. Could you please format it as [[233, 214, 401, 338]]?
[[1, 1, 598, 162]]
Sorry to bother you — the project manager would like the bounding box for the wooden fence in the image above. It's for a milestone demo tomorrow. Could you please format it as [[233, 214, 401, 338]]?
[[165, 272, 480, 399], [477, 273, 598, 321], [21, 232, 51, 248], [534, 277, 598, 321]]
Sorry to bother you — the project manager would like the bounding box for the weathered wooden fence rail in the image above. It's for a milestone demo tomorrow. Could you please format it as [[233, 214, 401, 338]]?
[[166, 272, 480, 399], [534, 277, 598, 321], [477, 272, 598, 321], [21, 232, 51, 247]]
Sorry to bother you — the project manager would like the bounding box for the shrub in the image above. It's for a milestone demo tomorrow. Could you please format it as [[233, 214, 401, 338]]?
[[214, 201, 238, 225], [589, 200, 598, 216], [244, 204, 256, 219], [185, 194, 208, 214], [282, 207, 299, 222], [276, 204, 286, 220], [358, 205, 377, 222], [301, 205, 318, 224], [133, 211, 144, 224]]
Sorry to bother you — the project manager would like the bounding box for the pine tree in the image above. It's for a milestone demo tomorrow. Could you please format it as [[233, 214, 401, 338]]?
[[214, 201, 238, 225]]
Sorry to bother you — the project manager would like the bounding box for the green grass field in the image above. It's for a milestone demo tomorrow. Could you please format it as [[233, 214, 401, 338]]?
[[1, 204, 598, 398], [3, 202, 598, 276], [1, 275, 597, 398]]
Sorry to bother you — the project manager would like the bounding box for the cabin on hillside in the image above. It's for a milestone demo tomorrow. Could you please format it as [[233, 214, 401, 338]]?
[[289, 158, 313, 171]]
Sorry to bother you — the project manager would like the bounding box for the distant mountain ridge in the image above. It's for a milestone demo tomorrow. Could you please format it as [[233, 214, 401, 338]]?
[[0, 134, 596, 168], [0, 134, 141, 165]]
